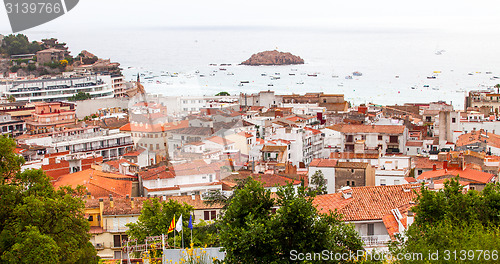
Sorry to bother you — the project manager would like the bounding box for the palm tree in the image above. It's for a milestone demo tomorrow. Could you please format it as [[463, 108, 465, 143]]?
[[496, 84, 500, 94]]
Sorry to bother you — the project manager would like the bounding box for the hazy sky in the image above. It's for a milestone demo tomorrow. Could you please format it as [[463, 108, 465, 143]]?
[[1, 0, 500, 33]]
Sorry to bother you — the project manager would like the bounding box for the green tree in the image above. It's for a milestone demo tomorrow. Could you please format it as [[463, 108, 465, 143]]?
[[69, 92, 92, 101], [0, 136, 98, 264], [0, 34, 41, 56], [309, 170, 327, 195], [126, 198, 194, 247], [219, 178, 364, 263], [215, 91, 230, 96], [389, 178, 500, 263]]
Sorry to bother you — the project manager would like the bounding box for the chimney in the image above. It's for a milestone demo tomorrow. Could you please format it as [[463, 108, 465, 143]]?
[[86, 192, 91, 199], [407, 210, 414, 227], [126, 194, 130, 200], [191, 194, 196, 200], [131, 197, 135, 209], [432, 164, 437, 171], [99, 198, 104, 227], [443, 160, 448, 171], [110, 197, 114, 208]]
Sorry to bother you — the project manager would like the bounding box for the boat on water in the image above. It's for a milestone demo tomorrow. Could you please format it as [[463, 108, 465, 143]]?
[[209, 73, 215, 76], [275, 73, 280, 75], [468, 73, 473, 75], [199, 74, 205, 77], [227, 72, 234, 75], [423, 85, 429, 88], [240, 80, 250, 83], [291, 69, 298, 71], [433, 71, 441, 73], [486, 72, 493, 74], [261, 73, 267, 76], [345, 75, 353, 79], [308, 74, 318, 77], [144, 76, 154, 79], [289, 73, 295, 76], [338, 83, 344, 87], [427, 76, 436, 79], [209, 64, 217, 66], [395, 76, 399, 78], [352, 71, 362, 76], [297, 81, 304, 85], [268, 83, 273, 86], [219, 68, 226, 71], [432, 87, 439, 90], [411, 86, 416, 89], [271, 76, 280, 80], [332, 75, 339, 78], [238, 83, 244, 86]]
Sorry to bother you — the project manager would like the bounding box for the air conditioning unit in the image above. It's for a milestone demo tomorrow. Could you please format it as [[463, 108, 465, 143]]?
[[95, 243, 104, 249]]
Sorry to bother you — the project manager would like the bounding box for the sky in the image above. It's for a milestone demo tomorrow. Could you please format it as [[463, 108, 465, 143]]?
[[1, 0, 500, 33]]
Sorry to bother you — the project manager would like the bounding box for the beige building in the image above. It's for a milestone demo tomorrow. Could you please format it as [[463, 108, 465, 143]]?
[[36, 48, 68, 64]]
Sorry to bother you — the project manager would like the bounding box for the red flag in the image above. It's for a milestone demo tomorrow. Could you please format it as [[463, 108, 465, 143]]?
[[168, 217, 176, 233]]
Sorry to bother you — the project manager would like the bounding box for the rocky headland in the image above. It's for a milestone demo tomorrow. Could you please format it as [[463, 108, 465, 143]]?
[[241, 50, 304, 66]]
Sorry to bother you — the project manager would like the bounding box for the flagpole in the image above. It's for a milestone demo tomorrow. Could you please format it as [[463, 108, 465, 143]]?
[[174, 214, 176, 249], [182, 228, 184, 249]]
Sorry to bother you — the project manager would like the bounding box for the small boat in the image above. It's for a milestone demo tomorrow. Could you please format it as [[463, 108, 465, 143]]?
[[468, 73, 473, 75], [227, 72, 234, 75], [332, 75, 339, 78], [289, 73, 295, 76], [308, 74, 318, 77], [395, 76, 399, 78], [144, 76, 153, 79], [432, 87, 439, 90], [338, 83, 344, 87], [240, 80, 250, 83], [219, 68, 227, 71], [291, 69, 298, 71], [195, 70, 200, 74], [423, 85, 429, 88], [411, 86, 417, 89], [297, 81, 304, 85], [199, 74, 205, 77], [209, 64, 217, 66], [486, 72, 492, 74], [238, 83, 244, 86], [275, 73, 280, 75], [209, 73, 216, 76], [352, 71, 362, 76], [261, 73, 267, 76], [267, 84, 273, 86], [433, 71, 441, 73], [271, 76, 280, 80], [345, 75, 353, 79], [427, 76, 436, 79]]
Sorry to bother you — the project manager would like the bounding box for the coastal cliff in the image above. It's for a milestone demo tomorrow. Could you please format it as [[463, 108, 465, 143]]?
[[241, 50, 304, 66]]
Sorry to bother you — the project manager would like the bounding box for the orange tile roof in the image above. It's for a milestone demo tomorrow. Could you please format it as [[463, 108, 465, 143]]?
[[123, 148, 146, 157], [105, 159, 137, 170], [406, 141, 423, 147], [309, 158, 338, 167], [330, 152, 380, 159], [313, 185, 419, 221], [405, 177, 417, 183], [54, 169, 133, 198], [456, 129, 500, 149], [223, 173, 301, 188], [413, 156, 444, 170], [261, 145, 287, 152], [140, 160, 216, 180], [327, 124, 405, 134], [304, 127, 322, 135], [417, 168, 494, 184]]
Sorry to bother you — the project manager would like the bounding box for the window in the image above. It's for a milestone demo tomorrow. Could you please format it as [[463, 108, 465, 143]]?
[[452, 118, 456, 123], [88, 215, 93, 221], [417, 170, 422, 175], [367, 224, 374, 236], [204, 210, 217, 220], [378, 135, 383, 140], [351, 181, 355, 187], [394, 180, 400, 185], [113, 235, 122, 248], [346, 181, 350, 186], [114, 251, 122, 259], [380, 179, 386, 186]]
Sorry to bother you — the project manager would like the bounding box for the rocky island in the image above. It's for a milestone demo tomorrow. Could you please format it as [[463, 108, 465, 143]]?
[[241, 50, 304, 66]]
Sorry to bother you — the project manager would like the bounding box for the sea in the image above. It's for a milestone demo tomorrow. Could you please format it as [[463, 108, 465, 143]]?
[[19, 26, 500, 109]]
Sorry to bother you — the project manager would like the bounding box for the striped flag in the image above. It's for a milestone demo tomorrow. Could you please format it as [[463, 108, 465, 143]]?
[[168, 216, 176, 233]]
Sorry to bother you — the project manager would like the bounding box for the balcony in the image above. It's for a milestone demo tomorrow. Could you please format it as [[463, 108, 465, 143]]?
[[361, 235, 391, 246]]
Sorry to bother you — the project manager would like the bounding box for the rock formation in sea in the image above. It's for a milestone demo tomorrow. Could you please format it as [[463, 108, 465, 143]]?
[[241, 50, 304, 66]]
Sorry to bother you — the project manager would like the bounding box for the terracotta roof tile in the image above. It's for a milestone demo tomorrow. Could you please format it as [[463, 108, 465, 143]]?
[[313, 184, 419, 221], [309, 158, 338, 167], [54, 169, 133, 198], [417, 168, 494, 184]]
